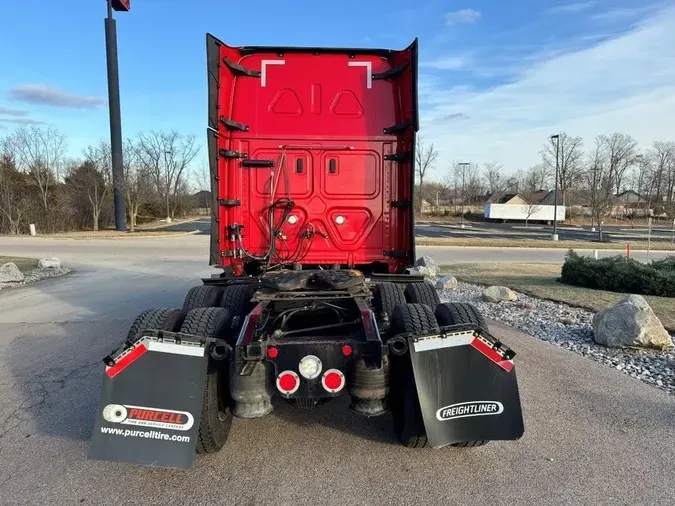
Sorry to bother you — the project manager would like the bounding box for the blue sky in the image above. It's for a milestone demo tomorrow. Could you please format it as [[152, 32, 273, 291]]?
[[0, 0, 673, 176]]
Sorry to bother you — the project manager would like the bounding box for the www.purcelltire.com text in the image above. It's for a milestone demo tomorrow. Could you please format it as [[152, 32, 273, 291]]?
[[101, 426, 190, 443]]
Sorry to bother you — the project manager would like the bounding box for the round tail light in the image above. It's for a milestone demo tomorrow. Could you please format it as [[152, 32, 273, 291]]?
[[277, 371, 300, 395], [321, 369, 345, 393]]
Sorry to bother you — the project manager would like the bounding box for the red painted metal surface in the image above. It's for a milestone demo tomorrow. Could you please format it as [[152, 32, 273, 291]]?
[[111, 0, 131, 12], [209, 36, 418, 274]]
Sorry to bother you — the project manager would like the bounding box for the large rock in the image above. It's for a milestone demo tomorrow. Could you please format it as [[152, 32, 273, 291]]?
[[592, 295, 673, 350], [415, 256, 439, 277], [482, 286, 517, 303], [436, 275, 458, 290], [0, 262, 24, 283], [406, 266, 435, 280], [39, 257, 61, 269]]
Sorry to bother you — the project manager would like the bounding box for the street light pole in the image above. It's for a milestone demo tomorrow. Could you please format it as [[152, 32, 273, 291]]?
[[458, 162, 470, 229], [105, 0, 128, 231], [550, 134, 560, 241]]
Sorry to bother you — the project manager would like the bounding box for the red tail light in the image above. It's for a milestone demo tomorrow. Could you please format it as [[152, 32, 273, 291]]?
[[321, 369, 345, 393], [276, 371, 300, 395]]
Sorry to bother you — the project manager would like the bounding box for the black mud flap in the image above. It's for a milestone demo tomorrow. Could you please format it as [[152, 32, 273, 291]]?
[[88, 335, 209, 469], [409, 328, 524, 448]]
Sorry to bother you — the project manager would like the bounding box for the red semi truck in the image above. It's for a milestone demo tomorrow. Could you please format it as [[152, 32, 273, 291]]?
[[89, 34, 524, 468]]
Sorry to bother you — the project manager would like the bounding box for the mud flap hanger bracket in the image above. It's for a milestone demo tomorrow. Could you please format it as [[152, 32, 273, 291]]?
[[390, 324, 516, 371], [103, 330, 233, 369]]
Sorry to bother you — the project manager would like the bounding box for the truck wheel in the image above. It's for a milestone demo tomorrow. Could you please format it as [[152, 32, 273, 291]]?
[[373, 283, 406, 321], [220, 284, 256, 328], [182, 285, 222, 313], [126, 308, 186, 343], [435, 302, 490, 449], [389, 303, 439, 448], [435, 302, 488, 330], [181, 307, 233, 454], [404, 282, 441, 310]]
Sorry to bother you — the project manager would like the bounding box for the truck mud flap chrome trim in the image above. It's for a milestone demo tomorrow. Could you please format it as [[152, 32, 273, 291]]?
[[89, 335, 210, 469], [408, 328, 524, 448]]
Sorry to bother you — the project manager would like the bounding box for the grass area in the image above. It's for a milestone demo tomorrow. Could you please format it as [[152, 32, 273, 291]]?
[[417, 236, 675, 251], [0, 256, 38, 272], [441, 262, 675, 331], [35, 230, 198, 239]]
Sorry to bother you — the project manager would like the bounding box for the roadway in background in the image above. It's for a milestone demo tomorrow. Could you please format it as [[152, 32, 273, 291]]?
[[0, 235, 673, 505]]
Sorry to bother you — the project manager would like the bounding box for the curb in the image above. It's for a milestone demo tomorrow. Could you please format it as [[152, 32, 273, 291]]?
[[22, 230, 201, 241]]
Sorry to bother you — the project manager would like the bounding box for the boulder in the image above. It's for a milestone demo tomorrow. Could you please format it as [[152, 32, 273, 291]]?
[[436, 275, 458, 290], [592, 295, 673, 350], [0, 262, 24, 283], [406, 266, 435, 280], [38, 257, 61, 269], [482, 286, 517, 303], [415, 256, 439, 277]]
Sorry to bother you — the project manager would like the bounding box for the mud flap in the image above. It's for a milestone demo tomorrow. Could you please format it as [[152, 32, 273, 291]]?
[[88, 336, 208, 469], [408, 329, 524, 448]]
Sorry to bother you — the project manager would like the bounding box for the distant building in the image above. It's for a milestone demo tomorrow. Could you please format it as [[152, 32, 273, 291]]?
[[487, 192, 529, 205], [193, 190, 211, 215]]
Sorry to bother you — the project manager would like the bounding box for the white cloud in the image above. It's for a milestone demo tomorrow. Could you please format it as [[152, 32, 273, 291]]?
[[445, 8, 481, 26], [547, 1, 596, 14], [421, 55, 472, 70], [8, 85, 105, 109], [419, 6, 675, 176]]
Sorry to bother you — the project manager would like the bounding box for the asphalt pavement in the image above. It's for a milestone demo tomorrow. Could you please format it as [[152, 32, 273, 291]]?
[[0, 236, 674, 505]]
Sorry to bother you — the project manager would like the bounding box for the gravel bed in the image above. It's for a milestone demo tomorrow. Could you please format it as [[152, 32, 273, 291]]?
[[0, 267, 70, 290], [439, 282, 675, 396]]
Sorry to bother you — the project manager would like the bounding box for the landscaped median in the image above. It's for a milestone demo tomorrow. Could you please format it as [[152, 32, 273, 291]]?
[[416, 236, 675, 251], [427, 259, 675, 395], [0, 256, 69, 289]]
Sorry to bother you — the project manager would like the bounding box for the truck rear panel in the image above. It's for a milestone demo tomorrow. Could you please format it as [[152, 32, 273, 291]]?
[[206, 34, 418, 275]]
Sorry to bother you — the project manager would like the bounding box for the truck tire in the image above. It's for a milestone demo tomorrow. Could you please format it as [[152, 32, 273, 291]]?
[[180, 307, 233, 454], [404, 282, 441, 310], [126, 308, 186, 343], [373, 283, 406, 321], [182, 285, 222, 313], [220, 284, 256, 327], [435, 302, 488, 330], [434, 302, 490, 449], [389, 303, 439, 448]]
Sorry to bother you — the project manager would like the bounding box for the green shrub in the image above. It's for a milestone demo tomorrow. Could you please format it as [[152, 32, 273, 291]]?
[[560, 250, 675, 297]]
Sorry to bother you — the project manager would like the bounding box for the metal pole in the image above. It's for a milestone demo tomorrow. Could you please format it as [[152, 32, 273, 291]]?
[[551, 134, 560, 240], [105, 0, 128, 231]]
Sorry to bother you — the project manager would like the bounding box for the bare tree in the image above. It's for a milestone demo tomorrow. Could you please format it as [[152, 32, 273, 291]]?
[[8, 126, 67, 229], [598, 133, 638, 195], [646, 141, 675, 218], [482, 162, 504, 194], [0, 141, 27, 234], [415, 138, 439, 210], [124, 138, 153, 232], [69, 141, 112, 231], [521, 202, 542, 227], [136, 130, 199, 220], [523, 164, 552, 193], [586, 137, 614, 238], [541, 132, 584, 203]]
